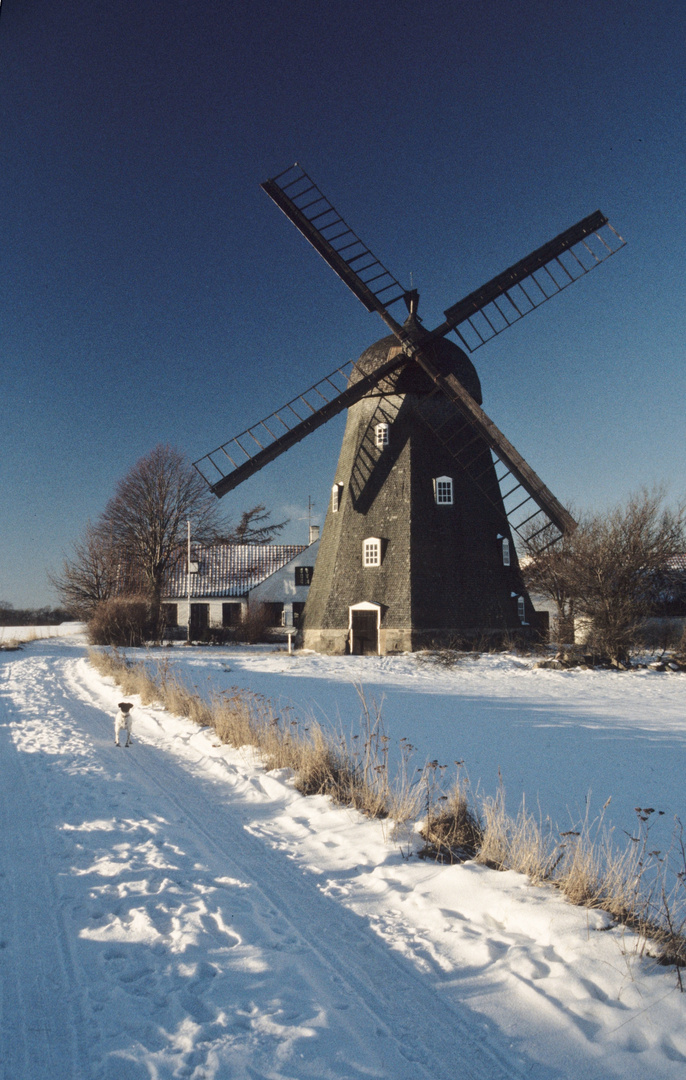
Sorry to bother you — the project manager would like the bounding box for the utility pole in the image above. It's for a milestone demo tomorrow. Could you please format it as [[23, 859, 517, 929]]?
[[187, 519, 192, 644]]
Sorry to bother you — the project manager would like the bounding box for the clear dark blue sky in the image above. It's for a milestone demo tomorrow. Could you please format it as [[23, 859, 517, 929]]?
[[1, 0, 684, 607]]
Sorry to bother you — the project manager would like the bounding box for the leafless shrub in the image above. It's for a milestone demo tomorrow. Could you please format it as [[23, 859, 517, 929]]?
[[49, 521, 123, 619], [522, 487, 686, 662], [419, 763, 482, 862], [233, 603, 274, 645], [0, 638, 22, 651], [416, 648, 476, 668], [88, 597, 152, 647]]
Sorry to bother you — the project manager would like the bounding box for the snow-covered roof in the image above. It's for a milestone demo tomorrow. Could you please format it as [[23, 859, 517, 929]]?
[[164, 544, 307, 599]]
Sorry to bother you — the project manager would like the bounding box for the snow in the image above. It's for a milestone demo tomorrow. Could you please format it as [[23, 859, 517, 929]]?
[[0, 622, 85, 642], [146, 644, 686, 851], [0, 635, 685, 1079]]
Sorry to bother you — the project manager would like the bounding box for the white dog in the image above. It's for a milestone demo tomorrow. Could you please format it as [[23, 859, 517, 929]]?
[[114, 702, 134, 747]]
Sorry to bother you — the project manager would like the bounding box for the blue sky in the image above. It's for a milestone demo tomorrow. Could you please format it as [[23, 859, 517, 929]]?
[[0, 0, 684, 607]]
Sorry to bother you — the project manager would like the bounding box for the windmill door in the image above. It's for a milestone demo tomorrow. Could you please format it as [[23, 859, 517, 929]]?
[[350, 606, 379, 655]]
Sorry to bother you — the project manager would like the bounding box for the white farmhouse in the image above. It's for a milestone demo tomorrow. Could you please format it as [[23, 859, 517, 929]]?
[[161, 540, 319, 635]]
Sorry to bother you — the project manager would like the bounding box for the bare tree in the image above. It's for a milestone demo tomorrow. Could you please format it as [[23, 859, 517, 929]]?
[[49, 522, 121, 618], [521, 520, 577, 643], [99, 445, 226, 622], [216, 504, 288, 545], [523, 488, 686, 662]]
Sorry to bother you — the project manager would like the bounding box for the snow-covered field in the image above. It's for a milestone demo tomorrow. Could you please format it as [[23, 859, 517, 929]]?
[[1, 634, 685, 1079], [147, 642, 686, 853], [0, 622, 84, 643]]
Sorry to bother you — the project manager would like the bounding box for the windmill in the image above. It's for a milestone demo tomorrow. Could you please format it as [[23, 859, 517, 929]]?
[[194, 165, 625, 654]]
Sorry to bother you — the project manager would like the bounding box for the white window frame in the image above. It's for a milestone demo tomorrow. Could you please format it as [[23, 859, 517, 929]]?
[[362, 537, 382, 567], [332, 483, 343, 512], [502, 537, 511, 566], [434, 476, 454, 505], [375, 423, 389, 448], [517, 595, 526, 621]]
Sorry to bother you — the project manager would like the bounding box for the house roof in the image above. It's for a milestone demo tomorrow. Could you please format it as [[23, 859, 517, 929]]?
[[164, 544, 307, 599]]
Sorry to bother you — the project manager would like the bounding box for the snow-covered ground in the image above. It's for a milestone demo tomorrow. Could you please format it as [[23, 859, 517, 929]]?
[[1, 635, 685, 1079], [0, 621, 85, 642], [145, 642, 686, 853]]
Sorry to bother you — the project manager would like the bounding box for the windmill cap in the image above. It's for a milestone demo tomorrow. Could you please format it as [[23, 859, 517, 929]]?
[[350, 329, 482, 404]]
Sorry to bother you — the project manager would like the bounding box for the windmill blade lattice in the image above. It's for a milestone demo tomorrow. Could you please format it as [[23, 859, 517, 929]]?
[[193, 347, 406, 497], [436, 213, 626, 352], [409, 347, 576, 538], [262, 164, 625, 353], [195, 166, 625, 550], [261, 164, 409, 325], [415, 390, 570, 548]]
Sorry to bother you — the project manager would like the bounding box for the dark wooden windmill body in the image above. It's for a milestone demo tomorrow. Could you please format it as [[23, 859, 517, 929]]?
[[194, 165, 625, 654], [303, 326, 536, 653]]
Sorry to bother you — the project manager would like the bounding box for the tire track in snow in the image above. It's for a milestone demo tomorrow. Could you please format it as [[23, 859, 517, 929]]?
[[0, 655, 92, 1080]]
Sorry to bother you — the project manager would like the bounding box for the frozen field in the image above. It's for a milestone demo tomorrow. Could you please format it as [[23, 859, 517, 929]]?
[[0, 634, 684, 1079], [149, 642, 686, 849]]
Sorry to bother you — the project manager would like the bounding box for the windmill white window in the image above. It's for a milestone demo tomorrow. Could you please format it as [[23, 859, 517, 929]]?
[[375, 423, 389, 448], [363, 537, 382, 567], [501, 536, 511, 566], [517, 595, 526, 621], [332, 483, 343, 512], [434, 476, 454, 505]]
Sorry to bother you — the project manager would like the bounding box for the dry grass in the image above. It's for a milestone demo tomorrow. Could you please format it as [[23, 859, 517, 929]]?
[[88, 650, 396, 820], [0, 638, 23, 651], [419, 765, 482, 862], [88, 646, 686, 983], [476, 786, 558, 883]]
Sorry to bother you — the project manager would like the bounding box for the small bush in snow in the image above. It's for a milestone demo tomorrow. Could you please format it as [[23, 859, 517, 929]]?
[[88, 598, 152, 647]]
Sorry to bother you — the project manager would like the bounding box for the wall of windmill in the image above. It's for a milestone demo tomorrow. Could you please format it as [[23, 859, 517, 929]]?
[[298, 388, 545, 655]]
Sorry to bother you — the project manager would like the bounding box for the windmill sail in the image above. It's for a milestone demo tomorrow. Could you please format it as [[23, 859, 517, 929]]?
[[195, 166, 625, 547], [434, 212, 625, 351], [255, 164, 628, 538], [262, 164, 625, 354], [193, 348, 405, 497], [261, 164, 408, 326], [412, 374, 574, 544]]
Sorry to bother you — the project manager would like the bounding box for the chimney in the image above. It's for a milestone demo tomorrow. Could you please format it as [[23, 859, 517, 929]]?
[[309, 524, 320, 545]]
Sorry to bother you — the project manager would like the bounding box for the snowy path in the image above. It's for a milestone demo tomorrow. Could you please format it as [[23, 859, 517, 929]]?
[[1, 639, 685, 1079], [0, 644, 526, 1079]]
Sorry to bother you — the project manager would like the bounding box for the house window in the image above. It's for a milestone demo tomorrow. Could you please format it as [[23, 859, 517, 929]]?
[[222, 602, 242, 627], [295, 565, 313, 586], [363, 537, 381, 567], [293, 601, 306, 624], [502, 537, 511, 566], [375, 423, 389, 448], [263, 602, 285, 626], [517, 596, 526, 621], [190, 603, 209, 631], [434, 476, 454, 505], [332, 483, 343, 512]]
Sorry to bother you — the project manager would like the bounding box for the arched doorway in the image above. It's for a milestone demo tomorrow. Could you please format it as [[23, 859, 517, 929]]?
[[349, 602, 381, 655]]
